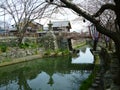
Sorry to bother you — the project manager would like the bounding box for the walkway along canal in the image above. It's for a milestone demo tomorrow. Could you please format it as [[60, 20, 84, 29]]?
[[0, 46, 94, 90]]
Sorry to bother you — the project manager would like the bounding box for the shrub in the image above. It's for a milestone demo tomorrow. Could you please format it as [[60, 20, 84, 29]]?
[[0, 44, 7, 52], [79, 65, 100, 90], [62, 49, 69, 55], [19, 43, 27, 49], [79, 73, 94, 90], [44, 50, 51, 56]]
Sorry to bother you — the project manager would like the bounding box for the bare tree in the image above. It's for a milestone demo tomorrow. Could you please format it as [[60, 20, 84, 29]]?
[[86, 0, 115, 50], [0, 0, 120, 86], [0, 0, 49, 44], [45, 0, 120, 86]]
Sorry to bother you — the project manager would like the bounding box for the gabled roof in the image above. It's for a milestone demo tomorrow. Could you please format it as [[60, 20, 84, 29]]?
[[32, 21, 43, 26], [52, 21, 71, 29]]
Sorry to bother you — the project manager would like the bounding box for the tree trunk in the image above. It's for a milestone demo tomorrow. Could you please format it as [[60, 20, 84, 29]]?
[[112, 37, 120, 85], [108, 39, 112, 50], [17, 28, 27, 45], [93, 39, 98, 51], [68, 38, 73, 51], [60, 0, 120, 86], [18, 33, 25, 45]]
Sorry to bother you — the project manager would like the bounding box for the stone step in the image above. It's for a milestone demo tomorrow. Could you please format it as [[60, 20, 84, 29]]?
[[110, 64, 119, 68], [91, 83, 98, 88], [88, 87, 95, 90], [95, 80, 101, 84], [95, 77, 101, 81], [96, 73, 101, 77]]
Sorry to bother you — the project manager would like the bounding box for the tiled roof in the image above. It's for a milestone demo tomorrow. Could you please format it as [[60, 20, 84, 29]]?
[[52, 21, 71, 28]]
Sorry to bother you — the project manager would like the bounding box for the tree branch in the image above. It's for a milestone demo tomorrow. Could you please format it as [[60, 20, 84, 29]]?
[[92, 4, 115, 17], [60, 0, 116, 40], [50, 2, 66, 7]]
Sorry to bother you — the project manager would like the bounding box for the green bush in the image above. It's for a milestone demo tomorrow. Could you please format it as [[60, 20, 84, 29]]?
[[0, 44, 7, 52], [79, 65, 100, 90], [44, 50, 51, 56], [29, 43, 37, 48], [79, 73, 94, 90], [18, 42, 38, 49], [54, 49, 60, 54], [62, 49, 69, 55], [19, 43, 28, 49]]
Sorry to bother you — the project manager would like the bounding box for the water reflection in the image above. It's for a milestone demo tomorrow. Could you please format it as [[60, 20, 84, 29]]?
[[18, 70, 32, 90], [72, 47, 94, 64], [0, 55, 92, 90]]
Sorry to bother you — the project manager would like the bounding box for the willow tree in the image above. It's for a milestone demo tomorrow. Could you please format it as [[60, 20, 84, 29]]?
[[0, 0, 49, 44], [45, 0, 120, 85]]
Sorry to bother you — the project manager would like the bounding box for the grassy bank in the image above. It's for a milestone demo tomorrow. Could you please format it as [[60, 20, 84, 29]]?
[[79, 72, 94, 90], [79, 54, 100, 90], [79, 65, 100, 90], [0, 49, 70, 67], [0, 55, 42, 67], [73, 41, 86, 49]]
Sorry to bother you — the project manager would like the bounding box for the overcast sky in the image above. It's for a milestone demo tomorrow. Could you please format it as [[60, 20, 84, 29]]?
[[0, 3, 89, 32], [38, 8, 89, 32]]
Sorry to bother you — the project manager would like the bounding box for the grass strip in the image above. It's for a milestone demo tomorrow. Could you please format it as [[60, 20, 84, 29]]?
[[0, 55, 42, 67]]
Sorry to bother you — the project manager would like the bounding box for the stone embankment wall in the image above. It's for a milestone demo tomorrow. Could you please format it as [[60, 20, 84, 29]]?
[[0, 48, 43, 61], [99, 48, 120, 90], [88, 48, 119, 90]]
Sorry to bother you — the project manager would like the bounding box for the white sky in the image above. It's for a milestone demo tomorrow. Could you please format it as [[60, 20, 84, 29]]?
[[38, 8, 89, 32], [0, 6, 89, 33]]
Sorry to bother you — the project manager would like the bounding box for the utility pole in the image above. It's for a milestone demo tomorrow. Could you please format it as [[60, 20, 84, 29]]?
[[4, 9, 6, 36]]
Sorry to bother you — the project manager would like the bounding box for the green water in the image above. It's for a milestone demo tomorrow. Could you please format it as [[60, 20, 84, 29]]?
[[0, 47, 93, 90]]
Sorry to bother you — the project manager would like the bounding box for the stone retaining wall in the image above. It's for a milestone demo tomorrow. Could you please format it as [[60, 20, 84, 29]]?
[[99, 48, 120, 90], [0, 48, 43, 61]]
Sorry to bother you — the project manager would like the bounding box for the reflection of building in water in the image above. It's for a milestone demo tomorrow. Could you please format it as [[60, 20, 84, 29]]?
[[72, 47, 94, 64], [72, 38, 86, 48], [47, 75, 54, 86], [0, 55, 93, 90], [81, 48, 86, 53]]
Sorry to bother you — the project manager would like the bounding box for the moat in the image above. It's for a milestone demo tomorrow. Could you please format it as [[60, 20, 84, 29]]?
[[0, 46, 94, 90]]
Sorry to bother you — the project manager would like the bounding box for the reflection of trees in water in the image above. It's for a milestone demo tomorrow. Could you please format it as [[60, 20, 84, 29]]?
[[80, 48, 87, 53], [0, 71, 17, 87], [72, 47, 88, 59], [47, 75, 54, 86], [0, 66, 39, 89], [72, 53, 79, 59], [0, 55, 92, 89], [0, 56, 71, 86], [68, 70, 91, 90], [18, 70, 32, 90]]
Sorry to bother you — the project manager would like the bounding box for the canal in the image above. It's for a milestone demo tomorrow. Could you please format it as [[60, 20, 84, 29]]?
[[0, 46, 94, 90]]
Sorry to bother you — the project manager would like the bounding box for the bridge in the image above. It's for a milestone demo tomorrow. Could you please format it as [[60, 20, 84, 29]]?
[[58, 31, 92, 40]]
